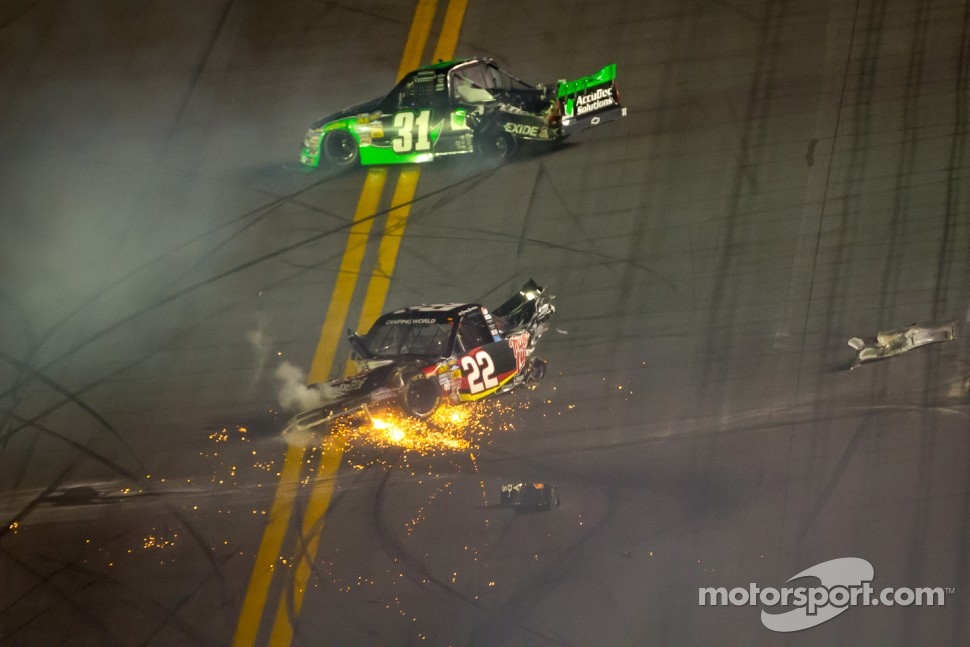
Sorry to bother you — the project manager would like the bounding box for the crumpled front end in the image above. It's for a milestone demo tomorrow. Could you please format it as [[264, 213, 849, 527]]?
[[492, 278, 555, 344]]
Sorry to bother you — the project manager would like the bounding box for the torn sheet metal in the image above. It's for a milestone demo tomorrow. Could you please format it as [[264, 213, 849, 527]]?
[[848, 319, 959, 370]]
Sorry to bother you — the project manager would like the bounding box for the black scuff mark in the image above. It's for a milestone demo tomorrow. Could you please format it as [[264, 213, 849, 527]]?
[[805, 137, 818, 167]]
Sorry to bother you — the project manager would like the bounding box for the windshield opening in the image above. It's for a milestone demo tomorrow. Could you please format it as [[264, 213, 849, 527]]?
[[485, 63, 533, 92], [364, 320, 454, 357], [451, 62, 534, 104]]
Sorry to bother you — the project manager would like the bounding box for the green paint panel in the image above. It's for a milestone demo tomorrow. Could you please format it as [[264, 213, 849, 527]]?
[[557, 64, 618, 99]]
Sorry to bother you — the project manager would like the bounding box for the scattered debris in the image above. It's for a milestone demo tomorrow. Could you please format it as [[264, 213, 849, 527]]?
[[848, 319, 959, 370], [500, 482, 559, 511]]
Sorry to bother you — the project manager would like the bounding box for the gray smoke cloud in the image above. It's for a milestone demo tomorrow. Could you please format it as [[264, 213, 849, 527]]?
[[274, 361, 338, 412]]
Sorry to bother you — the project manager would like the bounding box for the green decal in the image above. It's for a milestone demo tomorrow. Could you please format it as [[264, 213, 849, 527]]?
[[557, 64, 618, 99], [451, 108, 468, 131], [323, 117, 357, 133]]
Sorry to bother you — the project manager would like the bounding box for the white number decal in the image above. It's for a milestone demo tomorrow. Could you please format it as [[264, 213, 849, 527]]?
[[392, 110, 432, 153], [460, 355, 480, 391], [392, 112, 412, 152], [414, 110, 431, 151], [479, 351, 497, 389], [460, 350, 499, 394]]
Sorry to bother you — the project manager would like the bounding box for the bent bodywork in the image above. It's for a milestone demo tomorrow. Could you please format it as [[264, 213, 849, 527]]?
[[848, 319, 960, 369], [292, 280, 555, 428]]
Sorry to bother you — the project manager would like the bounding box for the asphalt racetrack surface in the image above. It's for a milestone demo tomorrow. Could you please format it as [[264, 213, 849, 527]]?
[[2, 1, 969, 645]]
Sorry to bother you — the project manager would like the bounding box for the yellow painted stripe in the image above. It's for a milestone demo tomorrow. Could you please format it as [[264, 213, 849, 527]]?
[[307, 167, 388, 384], [357, 168, 422, 333], [398, 0, 438, 80], [267, 434, 347, 646], [231, 442, 309, 647], [431, 0, 468, 63], [342, 166, 421, 376]]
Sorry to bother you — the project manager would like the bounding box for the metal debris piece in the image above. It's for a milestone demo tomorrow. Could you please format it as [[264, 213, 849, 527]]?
[[500, 482, 559, 511], [848, 319, 959, 370]]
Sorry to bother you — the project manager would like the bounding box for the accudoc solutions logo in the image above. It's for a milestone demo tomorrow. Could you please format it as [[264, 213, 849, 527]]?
[[698, 557, 950, 632]]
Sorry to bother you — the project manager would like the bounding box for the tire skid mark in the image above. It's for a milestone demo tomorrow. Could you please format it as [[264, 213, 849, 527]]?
[[818, 0, 887, 372], [371, 460, 483, 607], [0, 548, 124, 646], [431, 224, 675, 288], [936, 5, 970, 645], [275, 493, 334, 642], [296, 162, 508, 304], [485, 403, 968, 462], [280, 468, 372, 645], [904, 7, 964, 635], [0, 455, 230, 644], [465, 471, 617, 646], [479, 442, 680, 643], [166, 0, 236, 140], [369, 459, 566, 645], [2, 168, 347, 399], [0, 407, 230, 608], [0, 282, 278, 469], [931, 1, 970, 317], [690, 0, 789, 581], [876, 0, 931, 325], [106, 0, 238, 270], [0, 458, 79, 543], [0, 293, 39, 458], [0, 350, 142, 466], [700, 0, 789, 388], [784, 3, 863, 537], [796, 416, 872, 541], [1, 356, 232, 639], [1, 511, 220, 647]]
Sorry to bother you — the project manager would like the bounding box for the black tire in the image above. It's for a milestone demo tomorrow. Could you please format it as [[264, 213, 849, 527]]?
[[399, 372, 440, 418], [322, 129, 359, 167], [476, 126, 517, 160]]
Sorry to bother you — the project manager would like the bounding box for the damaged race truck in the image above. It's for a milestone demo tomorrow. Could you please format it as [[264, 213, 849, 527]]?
[[299, 57, 626, 167], [292, 280, 555, 428]]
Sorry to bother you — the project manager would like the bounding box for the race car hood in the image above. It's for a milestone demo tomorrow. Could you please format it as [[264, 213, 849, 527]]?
[[310, 96, 383, 129]]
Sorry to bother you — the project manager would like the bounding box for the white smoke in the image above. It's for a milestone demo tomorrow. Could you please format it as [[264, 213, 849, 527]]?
[[275, 361, 338, 412], [247, 320, 270, 386]]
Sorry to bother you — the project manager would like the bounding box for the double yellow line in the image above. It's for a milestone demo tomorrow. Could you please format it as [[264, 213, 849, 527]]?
[[233, 2, 468, 645]]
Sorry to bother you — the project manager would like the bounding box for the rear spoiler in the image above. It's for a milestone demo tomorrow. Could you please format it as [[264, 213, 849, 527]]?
[[557, 64, 627, 135]]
